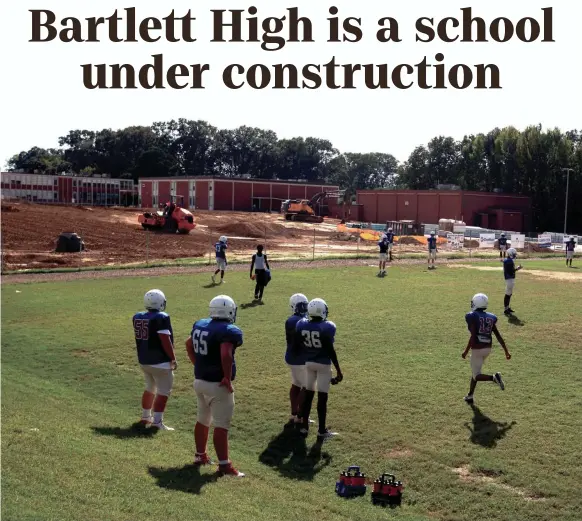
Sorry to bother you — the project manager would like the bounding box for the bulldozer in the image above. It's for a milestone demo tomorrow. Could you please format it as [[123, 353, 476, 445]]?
[[138, 195, 196, 234], [281, 190, 345, 223]]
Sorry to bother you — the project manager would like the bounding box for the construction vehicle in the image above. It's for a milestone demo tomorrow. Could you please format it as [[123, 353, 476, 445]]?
[[281, 190, 345, 223], [138, 195, 196, 234]]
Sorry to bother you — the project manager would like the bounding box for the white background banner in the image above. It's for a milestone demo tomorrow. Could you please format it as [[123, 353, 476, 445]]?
[[479, 233, 496, 248], [511, 234, 526, 249]]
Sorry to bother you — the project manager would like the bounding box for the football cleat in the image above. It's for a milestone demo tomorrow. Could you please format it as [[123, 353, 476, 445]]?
[[150, 422, 175, 431], [317, 428, 339, 440], [493, 372, 505, 390], [218, 464, 245, 477], [194, 453, 213, 466], [464, 395, 474, 404]]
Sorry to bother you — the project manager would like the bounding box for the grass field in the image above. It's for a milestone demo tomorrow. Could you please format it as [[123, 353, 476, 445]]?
[[2, 261, 581, 521]]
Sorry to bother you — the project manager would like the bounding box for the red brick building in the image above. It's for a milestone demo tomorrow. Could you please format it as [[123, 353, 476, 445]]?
[[138, 177, 340, 213], [356, 190, 532, 232]]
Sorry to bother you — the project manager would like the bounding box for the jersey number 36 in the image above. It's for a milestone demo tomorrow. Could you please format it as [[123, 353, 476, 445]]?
[[302, 330, 322, 348], [192, 329, 209, 355]]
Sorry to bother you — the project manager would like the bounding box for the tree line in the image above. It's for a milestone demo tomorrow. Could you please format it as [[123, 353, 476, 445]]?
[[6, 120, 581, 232]]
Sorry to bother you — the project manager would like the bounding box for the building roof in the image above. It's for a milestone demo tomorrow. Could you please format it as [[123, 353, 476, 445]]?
[[138, 175, 338, 186], [356, 189, 530, 199]]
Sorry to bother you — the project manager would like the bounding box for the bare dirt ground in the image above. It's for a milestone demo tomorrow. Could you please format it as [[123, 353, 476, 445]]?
[[449, 264, 582, 282], [0, 202, 433, 271]]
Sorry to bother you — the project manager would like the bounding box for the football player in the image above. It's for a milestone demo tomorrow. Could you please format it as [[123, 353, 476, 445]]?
[[132, 289, 177, 431], [498, 233, 508, 259], [250, 244, 271, 301], [295, 298, 343, 441], [565, 237, 576, 267], [285, 294, 309, 423], [212, 236, 228, 284], [462, 293, 511, 404], [503, 248, 522, 315], [378, 238, 389, 276], [186, 295, 244, 477], [384, 226, 395, 262], [427, 230, 438, 269]]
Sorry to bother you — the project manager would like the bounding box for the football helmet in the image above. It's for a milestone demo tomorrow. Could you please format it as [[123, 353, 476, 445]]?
[[308, 298, 328, 320], [209, 295, 237, 323], [289, 293, 308, 315], [144, 289, 166, 311], [471, 293, 489, 311], [430, 230, 436, 236], [507, 247, 517, 259], [388, 227, 393, 232], [501, 232, 506, 237], [219, 235, 228, 243]]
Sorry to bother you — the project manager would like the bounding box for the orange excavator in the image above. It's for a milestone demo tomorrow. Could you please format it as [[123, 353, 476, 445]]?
[[281, 190, 345, 223], [138, 195, 196, 234]]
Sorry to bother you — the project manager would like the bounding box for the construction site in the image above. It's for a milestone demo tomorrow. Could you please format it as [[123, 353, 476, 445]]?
[[0, 199, 468, 271]]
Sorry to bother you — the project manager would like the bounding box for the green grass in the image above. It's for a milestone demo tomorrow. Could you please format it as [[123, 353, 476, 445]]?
[[2, 264, 581, 521]]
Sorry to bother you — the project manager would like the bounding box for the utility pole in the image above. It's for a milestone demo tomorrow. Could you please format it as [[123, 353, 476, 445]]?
[[561, 168, 574, 235]]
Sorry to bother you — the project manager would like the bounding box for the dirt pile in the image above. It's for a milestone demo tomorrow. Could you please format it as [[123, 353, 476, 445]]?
[[398, 236, 422, 245]]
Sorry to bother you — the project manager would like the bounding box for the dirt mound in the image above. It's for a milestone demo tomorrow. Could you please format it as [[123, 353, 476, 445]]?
[[529, 245, 552, 253], [329, 232, 358, 242], [399, 236, 422, 245], [213, 219, 297, 239], [1, 204, 20, 213], [464, 239, 480, 248]]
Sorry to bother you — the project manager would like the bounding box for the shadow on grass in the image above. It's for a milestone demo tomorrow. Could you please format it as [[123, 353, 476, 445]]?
[[259, 425, 331, 481], [465, 404, 516, 448], [148, 464, 219, 495], [507, 315, 526, 327], [202, 282, 218, 289], [92, 422, 158, 439], [240, 300, 264, 310]]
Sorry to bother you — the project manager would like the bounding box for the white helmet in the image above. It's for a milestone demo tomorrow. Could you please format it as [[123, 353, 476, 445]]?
[[209, 295, 237, 322], [308, 298, 328, 320], [219, 235, 227, 243], [144, 289, 166, 311], [507, 247, 517, 259], [471, 293, 488, 311], [289, 293, 308, 315], [431, 230, 436, 236], [388, 227, 393, 232], [501, 232, 506, 237]]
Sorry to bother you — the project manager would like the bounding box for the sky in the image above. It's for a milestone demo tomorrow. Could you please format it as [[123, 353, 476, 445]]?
[[1, 0, 581, 167]]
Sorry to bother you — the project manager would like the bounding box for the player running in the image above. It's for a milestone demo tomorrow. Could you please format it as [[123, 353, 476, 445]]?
[[212, 236, 228, 284], [285, 294, 309, 424], [132, 289, 177, 431], [427, 230, 438, 269], [250, 244, 270, 301], [295, 298, 343, 441], [503, 248, 522, 315], [462, 293, 511, 404], [378, 238, 389, 276], [565, 237, 576, 267], [498, 233, 508, 259], [186, 295, 244, 477]]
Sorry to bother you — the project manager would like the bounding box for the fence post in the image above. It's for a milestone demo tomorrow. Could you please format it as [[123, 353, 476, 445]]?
[[356, 235, 360, 259], [146, 229, 149, 266], [312, 227, 316, 261], [208, 229, 212, 266]]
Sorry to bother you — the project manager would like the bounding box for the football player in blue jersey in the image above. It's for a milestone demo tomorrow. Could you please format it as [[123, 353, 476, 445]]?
[[186, 295, 245, 477], [378, 238, 389, 276], [285, 294, 309, 423], [296, 298, 343, 441], [498, 233, 508, 259], [132, 289, 177, 431], [212, 236, 228, 284], [503, 248, 522, 315], [462, 293, 512, 404], [427, 230, 438, 269], [383, 226, 395, 262], [565, 237, 576, 267]]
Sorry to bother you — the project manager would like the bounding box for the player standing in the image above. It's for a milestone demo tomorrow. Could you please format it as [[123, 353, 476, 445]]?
[[503, 248, 522, 315], [462, 293, 511, 404], [378, 237, 389, 276], [384, 227, 395, 262], [498, 233, 508, 259], [427, 230, 438, 269], [212, 236, 228, 284], [132, 289, 177, 431], [565, 237, 576, 267], [186, 295, 244, 477], [296, 298, 343, 441], [250, 244, 270, 301], [285, 294, 309, 423]]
